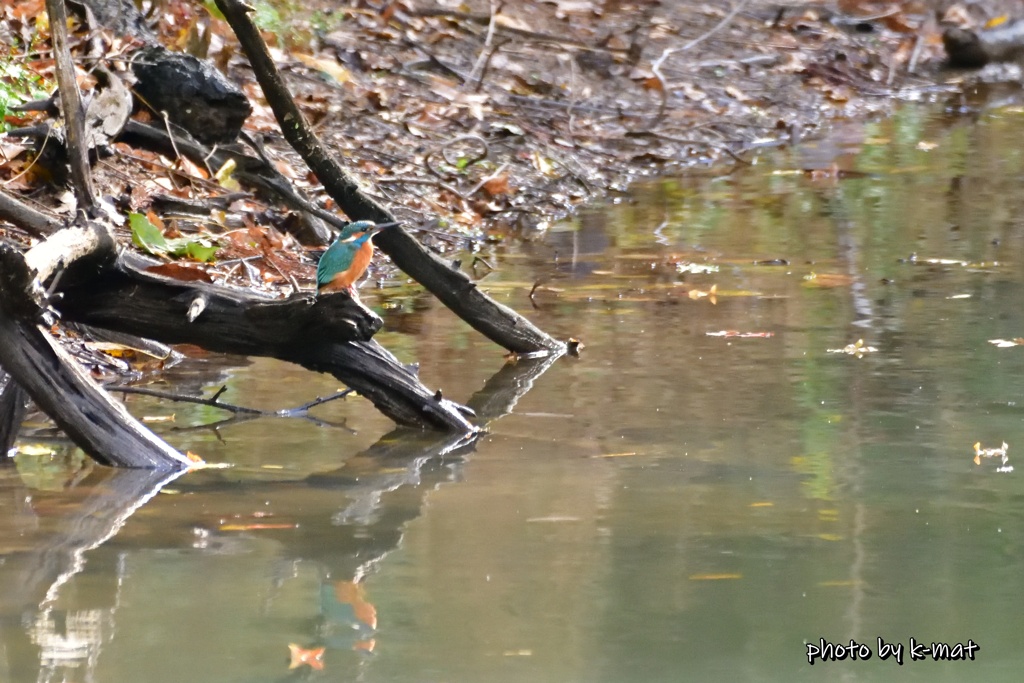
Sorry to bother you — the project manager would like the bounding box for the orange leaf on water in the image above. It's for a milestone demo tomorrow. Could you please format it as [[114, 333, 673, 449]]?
[[288, 644, 325, 670]]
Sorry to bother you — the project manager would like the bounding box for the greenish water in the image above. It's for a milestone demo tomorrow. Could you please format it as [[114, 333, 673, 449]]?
[[5, 104, 1024, 682]]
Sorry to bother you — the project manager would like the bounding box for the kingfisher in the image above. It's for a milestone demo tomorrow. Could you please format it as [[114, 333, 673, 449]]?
[[316, 221, 399, 296]]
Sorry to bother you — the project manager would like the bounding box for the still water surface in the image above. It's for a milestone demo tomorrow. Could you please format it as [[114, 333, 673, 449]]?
[[4, 105, 1024, 682]]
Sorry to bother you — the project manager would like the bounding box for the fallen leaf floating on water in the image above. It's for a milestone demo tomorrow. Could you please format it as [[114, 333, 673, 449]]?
[[688, 284, 717, 304], [802, 272, 854, 288], [689, 573, 742, 581], [989, 339, 1024, 348], [16, 444, 56, 457], [220, 523, 299, 531], [900, 254, 1002, 268], [674, 262, 719, 274], [973, 442, 1011, 471], [827, 339, 877, 358], [706, 330, 775, 338], [288, 644, 325, 670]]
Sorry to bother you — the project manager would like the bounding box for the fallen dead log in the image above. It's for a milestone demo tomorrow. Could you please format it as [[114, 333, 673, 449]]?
[[52, 252, 475, 432], [943, 22, 1024, 68], [58, 251, 382, 353], [0, 242, 194, 469]]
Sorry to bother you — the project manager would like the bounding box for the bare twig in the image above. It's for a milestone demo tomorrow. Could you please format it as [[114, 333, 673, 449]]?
[[467, 162, 510, 198], [0, 187, 64, 237], [908, 32, 925, 75], [117, 385, 356, 419], [466, 0, 501, 90], [117, 385, 263, 414], [379, 176, 469, 201], [280, 389, 353, 415], [45, 0, 96, 211], [650, 0, 752, 123]]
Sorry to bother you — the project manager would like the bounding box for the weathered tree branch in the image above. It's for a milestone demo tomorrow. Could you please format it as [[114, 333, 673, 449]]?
[[53, 252, 475, 431], [215, 0, 564, 355], [0, 188, 64, 237], [0, 243, 193, 469], [0, 370, 28, 462], [24, 219, 116, 284], [45, 0, 95, 210]]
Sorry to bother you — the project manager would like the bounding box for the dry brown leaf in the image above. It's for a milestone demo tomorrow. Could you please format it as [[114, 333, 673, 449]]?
[[146, 262, 215, 283], [482, 174, 513, 197]]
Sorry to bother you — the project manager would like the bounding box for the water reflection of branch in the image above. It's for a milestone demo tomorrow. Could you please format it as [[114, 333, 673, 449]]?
[[824, 188, 874, 328], [11, 468, 186, 612], [167, 411, 356, 438], [0, 370, 29, 462], [467, 351, 564, 424], [303, 352, 562, 531]]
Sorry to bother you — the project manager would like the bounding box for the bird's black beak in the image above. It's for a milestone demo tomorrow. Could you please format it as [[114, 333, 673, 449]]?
[[370, 221, 400, 233]]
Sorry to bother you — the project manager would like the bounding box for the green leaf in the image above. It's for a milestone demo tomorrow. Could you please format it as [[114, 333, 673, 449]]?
[[131, 213, 219, 262], [201, 0, 225, 21], [129, 213, 168, 255], [165, 236, 220, 262], [184, 240, 219, 262]]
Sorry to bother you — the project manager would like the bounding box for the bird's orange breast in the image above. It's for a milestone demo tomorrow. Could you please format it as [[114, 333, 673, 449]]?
[[324, 240, 374, 291]]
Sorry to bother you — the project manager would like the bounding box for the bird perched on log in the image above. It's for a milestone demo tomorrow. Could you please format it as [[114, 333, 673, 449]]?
[[317, 221, 399, 297]]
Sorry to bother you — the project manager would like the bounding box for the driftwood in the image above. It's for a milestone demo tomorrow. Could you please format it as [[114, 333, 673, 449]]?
[[72, 0, 251, 144], [53, 252, 475, 431], [943, 22, 1024, 68], [216, 0, 564, 355], [0, 239, 193, 469], [130, 45, 252, 144]]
